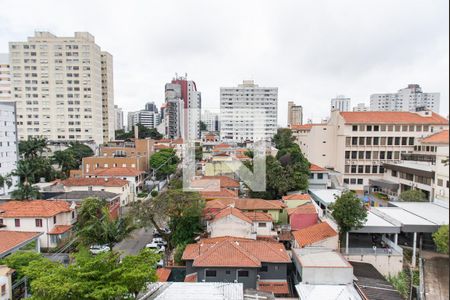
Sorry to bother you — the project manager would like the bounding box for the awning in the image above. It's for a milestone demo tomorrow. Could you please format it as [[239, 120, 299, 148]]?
[[369, 179, 399, 190]]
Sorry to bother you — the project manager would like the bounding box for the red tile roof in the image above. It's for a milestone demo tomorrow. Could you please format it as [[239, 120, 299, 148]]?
[[282, 194, 311, 201], [205, 198, 286, 211], [290, 124, 315, 131], [156, 268, 172, 282], [184, 272, 197, 282], [421, 130, 449, 145], [287, 203, 317, 216], [292, 222, 338, 247], [257, 280, 290, 295], [62, 177, 128, 187], [309, 164, 327, 172], [213, 143, 232, 150], [243, 211, 273, 222], [200, 189, 239, 200], [202, 176, 240, 189], [182, 238, 290, 268], [90, 167, 144, 177], [211, 207, 252, 224], [48, 225, 72, 235], [340, 111, 448, 125], [0, 231, 42, 255], [0, 200, 72, 218]]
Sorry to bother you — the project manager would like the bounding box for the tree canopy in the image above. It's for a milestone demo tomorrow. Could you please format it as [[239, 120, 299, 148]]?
[[115, 124, 163, 140], [244, 128, 310, 199], [76, 197, 134, 250], [5, 249, 160, 300], [330, 191, 367, 239], [433, 225, 449, 254], [132, 189, 204, 249], [398, 189, 427, 202], [149, 149, 179, 180]]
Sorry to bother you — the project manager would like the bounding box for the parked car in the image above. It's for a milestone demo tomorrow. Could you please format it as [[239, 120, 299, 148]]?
[[152, 237, 167, 246], [145, 243, 165, 253], [89, 245, 110, 255]]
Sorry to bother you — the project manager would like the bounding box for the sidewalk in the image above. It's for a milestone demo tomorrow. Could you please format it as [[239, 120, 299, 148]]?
[[114, 227, 154, 257]]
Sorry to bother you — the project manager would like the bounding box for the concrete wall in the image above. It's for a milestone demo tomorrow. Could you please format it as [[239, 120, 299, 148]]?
[[301, 266, 353, 285], [343, 253, 403, 277], [196, 267, 258, 289], [258, 263, 288, 280], [208, 215, 255, 239]]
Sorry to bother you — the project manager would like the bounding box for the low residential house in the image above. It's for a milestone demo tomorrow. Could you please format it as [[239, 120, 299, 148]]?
[[206, 207, 276, 239], [292, 222, 339, 250], [292, 248, 361, 300], [192, 176, 240, 191], [182, 237, 291, 296], [308, 164, 331, 190], [0, 265, 14, 300], [86, 167, 146, 195], [61, 177, 131, 206], [287, 202, 319, 230], [200, 189, 239, 201], [0, 231, 42, 259], [204, 198, 286, 223], [282, 194, 312, 209], [0, 200, 76, 249]]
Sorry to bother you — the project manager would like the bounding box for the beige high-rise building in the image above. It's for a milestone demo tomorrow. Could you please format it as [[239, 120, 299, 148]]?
[[0, 54, 11, 102], [9, 31, 114, 145], [287, 101, 303, 126]]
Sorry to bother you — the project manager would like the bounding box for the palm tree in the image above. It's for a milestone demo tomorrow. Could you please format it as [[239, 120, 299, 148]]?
[[18, 136, 49, 159], [10, 182, 41, 200], [52, 150, 77, 177], [11, 160, 35, 184]]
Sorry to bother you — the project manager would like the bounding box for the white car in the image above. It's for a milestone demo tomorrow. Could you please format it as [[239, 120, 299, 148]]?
[[145, 243, 165, 253], [152, 237, 167, 246], [89, 245, 110, 255]]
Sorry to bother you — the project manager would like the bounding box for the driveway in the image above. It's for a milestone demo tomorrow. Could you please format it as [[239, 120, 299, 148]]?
[[424, 255, 449, 300], [114, 227, 154, 257]]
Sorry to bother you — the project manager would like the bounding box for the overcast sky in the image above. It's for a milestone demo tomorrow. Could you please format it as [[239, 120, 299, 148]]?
[[0, 0, 448, 125]]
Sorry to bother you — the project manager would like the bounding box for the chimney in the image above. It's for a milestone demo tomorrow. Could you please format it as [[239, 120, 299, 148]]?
[[134, 125, 139, 140]]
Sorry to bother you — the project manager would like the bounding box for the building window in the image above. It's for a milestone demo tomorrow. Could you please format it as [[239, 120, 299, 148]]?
[[392, 170, 398, 177], [387, 137, 393, 145], [1, 284, 5, 296], [359, 137, 365, 145], [358, 166, 364, 174], [350, 178, 357, 184], [373, 137, 379, 145], [358, 151, 364, 159], [238, 270, 249, 277], [345, 151, 350, 159], [352, 125, 358, 132], [344, 178, 349, 184], [365, 165, 371, 173], [259, 266, 268, 272], [15, 219, 20, 227], [72, 211, 75, 219], [0, 219, 3, 225], [258, 223, 267, 227], [367, 125, 372, 131], [35, 219, 43, 227], [53, 216, 57, 224], [357, 179, 363, 185], [317, 173, 323, 180], [226, 270, 231, 275], [352, 137, 358, 145], [366, 137, 372, 146], [351, 166, 357, 174], [365, 151, 371, 159], [205, 270, 217, 277], [438, 179, 443, 187], [351, 151, 357, 159]]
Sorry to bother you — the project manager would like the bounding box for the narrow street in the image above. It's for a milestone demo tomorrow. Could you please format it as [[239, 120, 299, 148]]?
[[423, 252, 449, 300], [114, 227, 154, 257]]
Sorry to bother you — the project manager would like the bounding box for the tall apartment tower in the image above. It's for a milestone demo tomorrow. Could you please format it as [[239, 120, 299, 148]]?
[[114, 105, 124, 131], [202, 110, 220, 132], [287, 101, 303, 126], [0, 54, 11, 102], [164, 75, 201, 141], [0, 102, 19, 195], [9, 31, 114, 145], [353, 103, 370, 112], [101, 52, 115, 142], [220, 80, 278, 143], [370, 84, 440, 113], [331, 95, 351, 112]]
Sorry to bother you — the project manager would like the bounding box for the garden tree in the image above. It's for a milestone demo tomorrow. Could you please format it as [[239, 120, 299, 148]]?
[[149, 148, 179, 180], [0, 174, 12, 190], [195, 143, 203, 161], [330, 191, 368, 240], [22, 249, 159, 300], [433, 225, 449, 254], [174, 242, 188, 265], [10, 183, 41, 200], [12, 157, 55, 184], [18, 136, 49, 159], [115, 124, 163, 140], [132, 189, 204, 249], [399, 189, 427, 202], [66, 142, 94, 166], [0, 251, 46, 280], [273, 128, 296, 150], [77, 197, 134, 249], [115, 129, 133, 140], [52, 150, 78, 177], [200, 121, 207, 132]]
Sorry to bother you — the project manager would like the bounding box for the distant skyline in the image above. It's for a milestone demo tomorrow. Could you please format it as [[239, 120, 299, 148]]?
[[0, 0, 448, 126]]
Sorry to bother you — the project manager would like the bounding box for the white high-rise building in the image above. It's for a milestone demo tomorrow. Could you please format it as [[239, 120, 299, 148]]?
[[128, 110, 160, 130], [114, 105, 124, 131], [220, 80, 278, 143], [370, 84, 440, 113], [331, 95, 351, 112], [353, 103, 370, 112], [9, 31, 114, 145], [0, 102, 19, 196], [0, 54, 11, 102], [202, 110, 220, 132]]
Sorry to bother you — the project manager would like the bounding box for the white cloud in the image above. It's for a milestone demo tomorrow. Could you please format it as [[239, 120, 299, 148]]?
[[0, 0, 448, 124]]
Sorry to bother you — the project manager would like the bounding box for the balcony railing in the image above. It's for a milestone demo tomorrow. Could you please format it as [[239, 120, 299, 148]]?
[[401, 153, 436, 163], [341, 247, 402, 256]]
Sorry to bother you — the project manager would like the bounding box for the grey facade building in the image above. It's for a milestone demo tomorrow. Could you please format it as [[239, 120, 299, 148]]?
[[288, 101, 303, 126]]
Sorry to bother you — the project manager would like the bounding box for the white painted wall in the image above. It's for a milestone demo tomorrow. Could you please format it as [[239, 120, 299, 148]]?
[[207, 214, 256, 239]]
